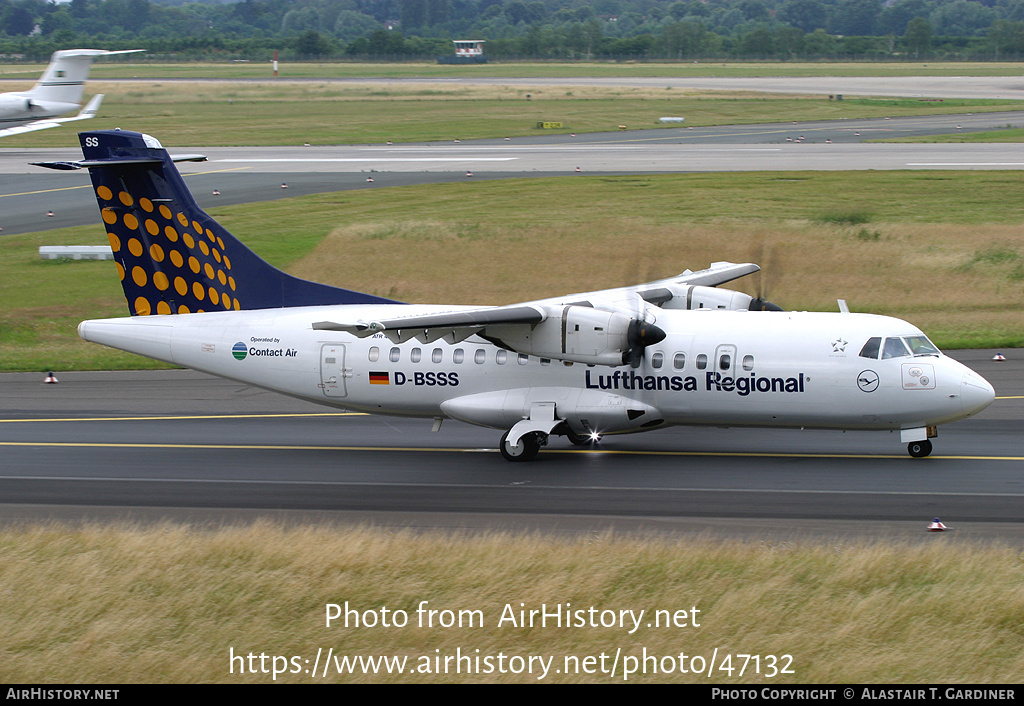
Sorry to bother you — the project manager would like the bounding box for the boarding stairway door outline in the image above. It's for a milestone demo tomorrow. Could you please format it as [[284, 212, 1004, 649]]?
[[320, 344, 349, 398]]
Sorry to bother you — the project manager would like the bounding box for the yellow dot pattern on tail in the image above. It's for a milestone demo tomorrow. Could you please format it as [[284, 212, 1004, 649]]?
[[99, 187, 240, 316]]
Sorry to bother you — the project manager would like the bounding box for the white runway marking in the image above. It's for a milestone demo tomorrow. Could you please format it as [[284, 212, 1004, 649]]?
[[358, 146, 784, 152], [217, 158, 519, 163], [907, 162, 1024, 166]]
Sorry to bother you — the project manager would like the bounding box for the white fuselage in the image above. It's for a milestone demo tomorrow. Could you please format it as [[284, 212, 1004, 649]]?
[[78, 307, 995, 437]]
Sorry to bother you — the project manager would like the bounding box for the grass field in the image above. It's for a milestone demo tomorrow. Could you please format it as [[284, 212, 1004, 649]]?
[[1, 522, 1022, 683], [3, 170, 1024, 371], [0, 77, 1020, 146]]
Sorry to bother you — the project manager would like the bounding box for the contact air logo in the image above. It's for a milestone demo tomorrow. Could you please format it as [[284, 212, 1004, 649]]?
[[232, 342, 248, 360]]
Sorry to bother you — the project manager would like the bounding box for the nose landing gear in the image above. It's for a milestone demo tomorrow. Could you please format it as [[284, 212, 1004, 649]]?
[[907, 439, 932, 458], [904, 426, 937, 458]]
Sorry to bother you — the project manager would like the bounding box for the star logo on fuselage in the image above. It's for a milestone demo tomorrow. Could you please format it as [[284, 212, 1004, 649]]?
[[832, 338, 848, 353]]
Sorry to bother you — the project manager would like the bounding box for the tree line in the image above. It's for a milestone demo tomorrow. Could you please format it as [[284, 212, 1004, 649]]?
[[2, 0, 1024, 61]]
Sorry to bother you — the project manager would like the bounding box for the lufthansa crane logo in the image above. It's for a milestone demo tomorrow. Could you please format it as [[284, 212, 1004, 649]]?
[[857, 370, 879, 393]]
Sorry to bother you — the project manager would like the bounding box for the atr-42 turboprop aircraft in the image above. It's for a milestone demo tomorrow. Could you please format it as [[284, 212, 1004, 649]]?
[[0, 49, 142, 138], [35, 130, 995, 461]]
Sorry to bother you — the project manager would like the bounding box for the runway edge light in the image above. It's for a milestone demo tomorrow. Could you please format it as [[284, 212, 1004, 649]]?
[[993, 353, 1006, 361], [44, 371, 58, 384], [928, 517, 947, 532]]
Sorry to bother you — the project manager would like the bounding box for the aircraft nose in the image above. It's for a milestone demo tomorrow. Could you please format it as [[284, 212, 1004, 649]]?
[[961, 372, 995, 416]]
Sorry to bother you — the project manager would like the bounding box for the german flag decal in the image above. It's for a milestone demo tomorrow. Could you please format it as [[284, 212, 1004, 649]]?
[[369, 371, 390, 385]]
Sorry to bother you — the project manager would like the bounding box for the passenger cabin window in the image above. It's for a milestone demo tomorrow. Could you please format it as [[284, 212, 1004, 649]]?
[[389, 347, 400, 363], [368, 346, 379, 363], [719, 353, 731, 371], [496, 350, 507, 365], [410, 347, 421, 363], [673, 353, 686, 370], [859, 337, 881, 359], [651, 352, 664, 369], [432, 348, 442, 364], [453, 349, 464, 364], [696, 354, 708, 370], [540, 358, 551, 366], [518, 353, 529, 365], [475, 349, 486, 364], [742, 355, 754, 371]]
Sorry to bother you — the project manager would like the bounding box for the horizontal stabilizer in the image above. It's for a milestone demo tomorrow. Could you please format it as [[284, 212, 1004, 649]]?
[[32, 153, 207, 171]]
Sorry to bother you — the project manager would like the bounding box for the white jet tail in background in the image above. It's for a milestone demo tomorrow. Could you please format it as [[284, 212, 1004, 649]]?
[[0, 49, 143, 138]]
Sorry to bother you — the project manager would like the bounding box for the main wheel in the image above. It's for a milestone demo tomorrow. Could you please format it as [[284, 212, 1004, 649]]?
[[907, 439, 932, 458], [500, 431, 541, 462]]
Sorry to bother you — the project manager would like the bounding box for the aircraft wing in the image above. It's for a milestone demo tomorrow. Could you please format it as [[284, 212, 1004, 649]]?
[[0, 120, 64, 138], [312, 261, 761, 339], [0, 94, 104, 138], [313, 304, 545, 344], [664, 261, 760, 287], [310, 262, 760, 364]]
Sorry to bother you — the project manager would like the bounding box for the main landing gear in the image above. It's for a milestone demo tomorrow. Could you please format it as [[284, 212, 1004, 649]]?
[[498, 425, 602, 461], [500, 430, 545, 462]]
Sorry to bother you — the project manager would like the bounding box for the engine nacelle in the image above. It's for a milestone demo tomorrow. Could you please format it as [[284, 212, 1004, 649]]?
[[484, 305, 634, 366], [660, 285, 756, 311], [0, 93, 32, 114], [0, 94, 76, 119]]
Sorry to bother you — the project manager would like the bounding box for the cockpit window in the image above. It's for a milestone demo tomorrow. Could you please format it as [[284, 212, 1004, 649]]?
[[882, 337, 911, 359], [859, 337, 881, 359], [862, 335, 940, 360], [904, 335, 940, 356]]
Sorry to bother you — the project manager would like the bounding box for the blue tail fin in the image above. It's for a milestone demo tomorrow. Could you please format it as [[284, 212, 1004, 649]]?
[[76, 130, 398, 316]]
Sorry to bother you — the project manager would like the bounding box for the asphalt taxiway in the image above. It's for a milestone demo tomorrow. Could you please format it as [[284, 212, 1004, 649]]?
[[1, 349, 1020, 542]]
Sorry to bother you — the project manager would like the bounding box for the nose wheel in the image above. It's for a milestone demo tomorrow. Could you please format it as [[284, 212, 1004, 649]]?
[[907, 440, 932, 458]]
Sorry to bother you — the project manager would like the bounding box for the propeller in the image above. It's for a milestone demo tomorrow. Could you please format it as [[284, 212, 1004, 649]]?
[[623, 299, 666, 368], [747, 238, 784, 312], [748, 289, 783, 312]]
